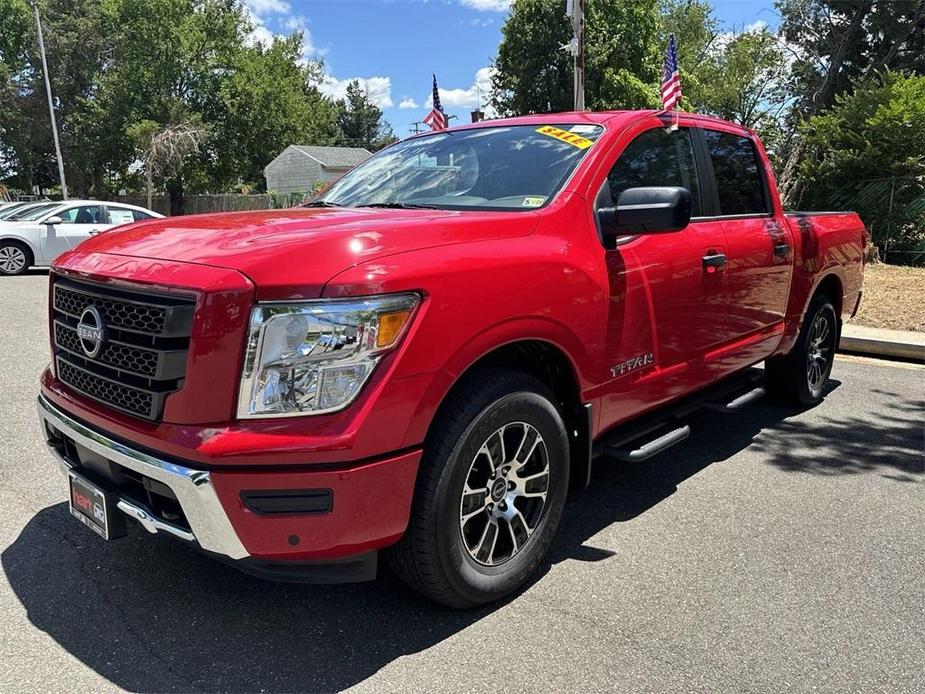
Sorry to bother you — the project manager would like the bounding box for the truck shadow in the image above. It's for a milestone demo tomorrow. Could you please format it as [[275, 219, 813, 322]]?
[[3, 378, 921, 692]]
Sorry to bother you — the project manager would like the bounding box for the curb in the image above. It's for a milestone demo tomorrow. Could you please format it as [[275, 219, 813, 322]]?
[[839, 328, 925, 362]]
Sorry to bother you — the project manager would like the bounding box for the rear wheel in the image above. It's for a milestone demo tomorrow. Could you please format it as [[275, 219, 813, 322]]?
[[0, 241, 32, 276], [766, 293, 838, 405], [387, 368, 569, 609]]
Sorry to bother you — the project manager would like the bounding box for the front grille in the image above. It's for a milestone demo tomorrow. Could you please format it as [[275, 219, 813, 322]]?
[[52, 277, 196, 421]]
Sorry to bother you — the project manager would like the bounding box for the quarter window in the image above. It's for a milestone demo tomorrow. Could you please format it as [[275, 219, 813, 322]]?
[[606, 127, 702, 217], [703, 130, 769, 216]]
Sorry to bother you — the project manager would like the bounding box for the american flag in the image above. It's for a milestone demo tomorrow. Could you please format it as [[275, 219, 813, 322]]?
[[423, 74, 447, 131], [661, 34, 681, 111]]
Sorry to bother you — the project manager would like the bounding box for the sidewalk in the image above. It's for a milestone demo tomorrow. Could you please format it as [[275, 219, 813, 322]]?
[[840, 323, 925, 362]]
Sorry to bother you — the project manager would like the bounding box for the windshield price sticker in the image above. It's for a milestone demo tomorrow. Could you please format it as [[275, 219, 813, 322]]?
[[536, 126, 595, 149]]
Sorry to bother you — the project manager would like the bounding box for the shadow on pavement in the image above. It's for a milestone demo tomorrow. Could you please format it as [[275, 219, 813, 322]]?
[[3, 377, 921, 692]]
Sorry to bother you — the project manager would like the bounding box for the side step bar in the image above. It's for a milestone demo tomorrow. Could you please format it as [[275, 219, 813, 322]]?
[[607, 424, 691, 462], [593, 367, 768, 464], [703, 385, 766, 413]]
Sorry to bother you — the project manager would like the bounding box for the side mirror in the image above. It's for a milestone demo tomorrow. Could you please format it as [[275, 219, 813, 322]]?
[[597, 186, 691, 236], [45, 216, 64, 226]]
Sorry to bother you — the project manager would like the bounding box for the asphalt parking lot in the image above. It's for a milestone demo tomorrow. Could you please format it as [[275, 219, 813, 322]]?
[[0, 271, 922, 693]]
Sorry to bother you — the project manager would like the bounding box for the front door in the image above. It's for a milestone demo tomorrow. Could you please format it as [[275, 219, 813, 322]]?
[[41, 204, 107, 263], [596, 123, 731, 428]]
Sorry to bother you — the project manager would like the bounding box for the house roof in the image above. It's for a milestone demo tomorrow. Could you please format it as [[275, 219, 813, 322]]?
[[289, 145, 372, 168]]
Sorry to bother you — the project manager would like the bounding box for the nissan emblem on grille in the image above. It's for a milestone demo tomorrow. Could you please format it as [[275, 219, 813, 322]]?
[[76, 306, 106, 358]]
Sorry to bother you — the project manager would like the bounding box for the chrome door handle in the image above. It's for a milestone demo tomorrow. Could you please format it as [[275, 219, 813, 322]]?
[[702, 252, 727, 272], [774, 242, 791, 256]]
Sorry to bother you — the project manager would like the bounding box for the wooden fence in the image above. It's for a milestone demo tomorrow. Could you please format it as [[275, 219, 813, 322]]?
[[113, 193, 310, 216]]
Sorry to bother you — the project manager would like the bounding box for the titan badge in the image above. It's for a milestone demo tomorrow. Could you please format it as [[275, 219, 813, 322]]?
[[610, 352, 654, 378]]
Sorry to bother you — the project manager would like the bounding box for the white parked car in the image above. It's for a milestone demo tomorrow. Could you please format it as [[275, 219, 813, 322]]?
[[0, 200, 162, 275]]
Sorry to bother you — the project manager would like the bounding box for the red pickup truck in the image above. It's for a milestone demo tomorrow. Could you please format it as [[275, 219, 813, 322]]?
[[38, 111, 865, 607]]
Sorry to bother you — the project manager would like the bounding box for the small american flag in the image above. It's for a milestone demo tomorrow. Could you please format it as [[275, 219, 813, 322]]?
[[423, 74, 447, 131], [661, 34, 681, 111]]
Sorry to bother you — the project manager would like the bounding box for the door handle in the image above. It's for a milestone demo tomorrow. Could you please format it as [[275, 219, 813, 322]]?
[[89, 229, 101, 235], [702, 252, 727, 273], [774, 242, 791, 256]]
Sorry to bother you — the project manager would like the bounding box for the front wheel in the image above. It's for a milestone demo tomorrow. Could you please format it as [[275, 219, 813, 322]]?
[[766, 293, 838, 405], [387, 368, 569, 609], [0, 241, 32, 276]]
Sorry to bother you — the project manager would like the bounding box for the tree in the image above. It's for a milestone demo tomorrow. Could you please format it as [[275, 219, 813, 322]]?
[[213, 37, 340, 190], [797, 72, 925, 251], [128, 117, 207, 209], [335, 80, 394, 151], [688, 26, 791, 156], [490, 0, 718, 115], [774, 0, 925, 202]]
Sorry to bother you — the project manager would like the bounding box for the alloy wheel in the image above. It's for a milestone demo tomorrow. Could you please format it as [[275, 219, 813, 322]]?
[[806, 311, 832, 393], [0, 246, 27, 274], [458, 421, 550, 567]]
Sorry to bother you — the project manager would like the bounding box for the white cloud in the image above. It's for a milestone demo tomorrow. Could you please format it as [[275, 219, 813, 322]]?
[[243, 5, 321, 59], [319, 75, 394, 109], [459, 0, 511, 11], [428, 67, 496, 115], [246, 0, 290, 15], [399, 97, 419, 109]]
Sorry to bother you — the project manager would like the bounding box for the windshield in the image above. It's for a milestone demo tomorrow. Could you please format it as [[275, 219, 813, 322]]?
[[6, 203, 60, 221], [318, 124, 604, 211], [0, 202, 33, 220]]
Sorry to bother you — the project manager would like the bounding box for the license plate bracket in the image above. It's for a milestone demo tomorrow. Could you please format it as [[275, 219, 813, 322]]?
[[67, 470, 126, 540]]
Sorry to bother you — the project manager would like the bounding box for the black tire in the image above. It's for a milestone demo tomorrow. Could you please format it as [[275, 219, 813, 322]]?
[[386, 368, 569, 609], [766, 293, 838, 406], [0, 240, 33, 276]]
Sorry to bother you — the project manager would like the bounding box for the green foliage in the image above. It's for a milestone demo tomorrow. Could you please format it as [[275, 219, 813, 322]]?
[[0, 0, 383, 202], [335, 80, 395, 151], [798, 72, 925, 250], [492, 0, 666, 114]]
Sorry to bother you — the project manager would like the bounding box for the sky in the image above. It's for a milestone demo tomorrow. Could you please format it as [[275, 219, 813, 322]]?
[[244, 0, 781, 139]]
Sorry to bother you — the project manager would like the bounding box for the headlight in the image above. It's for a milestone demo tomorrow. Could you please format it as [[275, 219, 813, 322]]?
[[238, 293, 420, 418]]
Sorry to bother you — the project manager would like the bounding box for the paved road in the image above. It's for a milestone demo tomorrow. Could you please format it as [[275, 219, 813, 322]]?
[[0, 271, 922, 694]]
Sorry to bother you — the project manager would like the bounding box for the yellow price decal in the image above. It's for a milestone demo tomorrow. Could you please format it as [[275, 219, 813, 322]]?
[[535, 125, 595, 149]]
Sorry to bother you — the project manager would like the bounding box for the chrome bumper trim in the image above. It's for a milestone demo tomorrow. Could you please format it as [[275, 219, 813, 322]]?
[[37, 394, 249, 559]]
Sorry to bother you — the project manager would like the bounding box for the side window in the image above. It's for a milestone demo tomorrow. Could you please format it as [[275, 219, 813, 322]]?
[[703, 130, 768, 215], [606, 127, 702, 217], [106, 206, 139, 225], [132, 210, 154, 222], [59, 205, 104, 224]]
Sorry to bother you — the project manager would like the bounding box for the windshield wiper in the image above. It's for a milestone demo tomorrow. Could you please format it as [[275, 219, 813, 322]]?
[[358, 202, 440, 210], [302, 200, 341, 208]]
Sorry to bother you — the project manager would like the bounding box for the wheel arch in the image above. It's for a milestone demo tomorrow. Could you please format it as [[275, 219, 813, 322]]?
[[420, 336, 593, 492]]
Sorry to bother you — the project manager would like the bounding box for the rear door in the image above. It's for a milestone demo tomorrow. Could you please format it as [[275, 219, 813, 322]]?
[[698, 129, 792, 360]]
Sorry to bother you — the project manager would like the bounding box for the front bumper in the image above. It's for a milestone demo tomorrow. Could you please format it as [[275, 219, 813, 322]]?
[[37, 394, 421, 577], [39, 393, 249, 559]]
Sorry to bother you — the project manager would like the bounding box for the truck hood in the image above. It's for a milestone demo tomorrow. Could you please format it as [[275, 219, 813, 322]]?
[[60, 207, 539, 300]]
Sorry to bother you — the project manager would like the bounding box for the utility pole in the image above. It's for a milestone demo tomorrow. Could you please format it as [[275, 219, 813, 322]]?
[[564, 0, 585, 111], [409, 121, 424, 134], [30, 0, 68, 199]]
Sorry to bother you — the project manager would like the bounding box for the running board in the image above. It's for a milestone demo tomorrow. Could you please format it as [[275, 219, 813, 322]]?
[[606, 424, 691, 462], [703, 385, 767, 413]]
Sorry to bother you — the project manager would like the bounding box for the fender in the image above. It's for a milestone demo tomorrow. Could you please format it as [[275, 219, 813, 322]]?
[[398, 316, 595, 451]]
